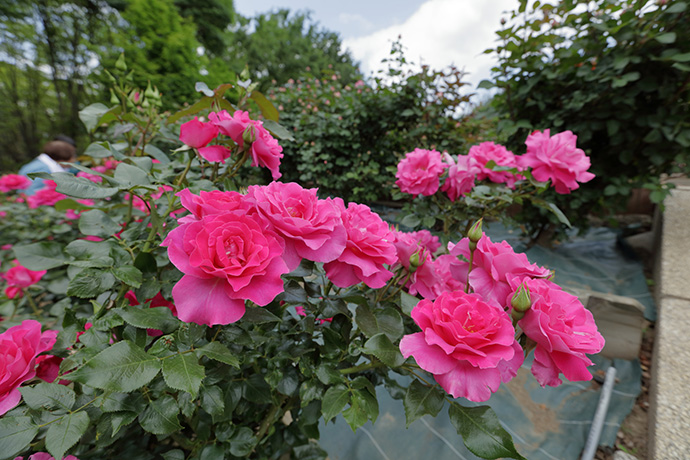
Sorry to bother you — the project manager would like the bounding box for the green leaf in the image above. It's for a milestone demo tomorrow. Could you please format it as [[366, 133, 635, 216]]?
[[201, 385, 225, 416], [117, 306, 178, 332], [546, 202, 572, 228], [263, 119, 295, 141], [114, 163, 151, 187], [321, 385, 350, 422], [196, 342, 240, 367], [144, 144, 170, 164], [111, 411, 137, 436], [20, 383, 76, 412], [292, 444, 328, 460], [229, 427, 257, 457], [79, 103, 110, 132], [354, 304, 378, 337], [477, 79, 495, 89], [51, 172, 120, 199], [79, 209, 121, 237], [0, 416, 39, 460], [242, 306, 281, 323], [112, 265, 143, 288], [362, 333, 405, 367], [666, 1, 687, 13], [400, 291, 419, 316], [400, 214, 421, 228], [45, 411, 89, 460], [375, 307, 404, 341], [243, 374, 272, 403], [65, 340, 161, 392], [656, 32, 677, 44], [66, 268, 116, 298], [167, 97, 212, 124], [448, 403, 526, 460], [403, 379, 445, 427], [250, 91, 279, 121], [162, 353, 205, 397], [138, 395, 182, 435], [162, 449, 185, 460], [84, 141, 113, 159], [14, 241, 66, 270], [342, 389, 378, 431]]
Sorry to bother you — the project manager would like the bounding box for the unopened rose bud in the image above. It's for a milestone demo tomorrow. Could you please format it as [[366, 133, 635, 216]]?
[[409, 251, 422, 272], [144, 81, 156, 99], [115, 53, 127, 72], [511, 284, 531, 313], [109, 90, 119, 105], [511, 309, 525, 322], [243, 125, 256, 144], [467, 219, 483, 251], [142, 98, 150, 108]]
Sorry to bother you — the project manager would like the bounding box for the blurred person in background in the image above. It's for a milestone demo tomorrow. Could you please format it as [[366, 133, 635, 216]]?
[[19, 135, 78, 195]]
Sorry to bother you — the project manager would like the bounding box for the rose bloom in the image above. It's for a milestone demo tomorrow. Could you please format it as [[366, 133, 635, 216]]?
[[176, 189, 251, 223], [324, 202, 397, 289], [520, 129, 595, 194], [0, 174, 31, 192], [441, 153, 479, 201], [26, 180, 66, 209], [467, 142, 520, 188], [162, 203, 289, 326], [409, 229, 441, 254], [210, 110, 283, 179], [395, 148, 446, 197], [2, 261, 47, 299], [448, 233, 551, 308], [35, 355, 64, 383], [180, 116, 231, 163], [400, 291, 523, 402], [515, 278, 605, 387], [246, 182, 346, 270], [15, 454, 79, 460], [0, 320, 58, 415]]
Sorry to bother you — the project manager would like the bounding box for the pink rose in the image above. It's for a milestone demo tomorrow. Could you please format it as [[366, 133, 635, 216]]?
[[516, 278, 605, 387], [2, 262, 47, 299], [15, 454, 79, 460], [0, 174, 31, 192], [176, 189, 251, 223], [162, 206, 289, 326], [519, 129, 595, 194], [395, 148, 446, 197], [441, 154, 478, 201], [448, 234, 551, 308], [0, 320, 58, 415], [409, 229, 441, 254], [210, 110, 283, 179], [400, 291, 523, 402], [467, 142, 520, 188], [27, 181, 66, 209], [391, 230, 439, 299], [76, 171, 103, 184], [179, 117, 219, 148], [324, 202, 397, 289], [246, 182, 347, 270], [35, 355, 63, 383]]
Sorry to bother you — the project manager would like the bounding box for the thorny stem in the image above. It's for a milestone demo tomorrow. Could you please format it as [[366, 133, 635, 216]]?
[[24, 289, 41, 316], [339, 359, 386, 374], [175, 152, 194, 186]]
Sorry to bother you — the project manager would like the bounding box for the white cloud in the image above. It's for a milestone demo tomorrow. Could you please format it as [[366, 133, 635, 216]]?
[[343, 0, 517, 91]]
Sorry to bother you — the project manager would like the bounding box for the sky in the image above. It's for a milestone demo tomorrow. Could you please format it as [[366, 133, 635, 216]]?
[[233, 0, 519, 92]]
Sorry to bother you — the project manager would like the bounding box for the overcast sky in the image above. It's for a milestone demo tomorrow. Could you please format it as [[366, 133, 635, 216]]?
[[233, 0, 519, 91]]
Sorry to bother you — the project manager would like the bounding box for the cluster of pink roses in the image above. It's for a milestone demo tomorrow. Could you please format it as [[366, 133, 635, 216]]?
[[179, 110, 284, 180], [0, 174, 32, 193], [162, 181, 603, 402], [399, 232, 604, 401], [395, 129, 595, 200], [162, 181, 395, 325]]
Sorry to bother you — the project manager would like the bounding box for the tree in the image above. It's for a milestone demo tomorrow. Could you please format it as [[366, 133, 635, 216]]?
[[225, 9, 361, 90]]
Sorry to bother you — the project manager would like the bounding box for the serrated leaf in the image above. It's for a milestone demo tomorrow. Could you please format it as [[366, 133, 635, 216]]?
[[362, 333, 405, 367], [401, 291, 419, 316], [448, 403, 526, 460], [161, 449, 185, 460], [116, 306, 178, 333], [196, 341, 240, 367], [403, 379, 445, 427], [46, 411, 89, 460], [111, 411, 137, 436], [263, 119, 295, 141], [167, 97, 212, 124], [242, 306, 281, 323], [67, 268, 116, 298], [111, 265, 143, 288], [79, 209, 121, 237], [162, 353, 205, 397], [14, 241, 66, 270], [79, 103, 110, 132], [20, 383, 76, 412], [0, 416, 39, 460], [321, 385, 349, 422], [243, 374, 271, 403], [114, 163, 151, 187], [250, 91, 279, 121], [51, 172, 119, 199], [342, 392, 368, 431], [201, 385, 225, 416], [138, 395, 182, 435], [65, 340, 161, 392], [229, 426, 257, 457]]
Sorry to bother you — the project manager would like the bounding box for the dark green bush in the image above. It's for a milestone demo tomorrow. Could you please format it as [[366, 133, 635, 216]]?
[[483, 0, 690, 234]]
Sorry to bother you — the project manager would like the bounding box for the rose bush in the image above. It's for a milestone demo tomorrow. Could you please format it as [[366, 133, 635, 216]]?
[[0, 67, 604, 460]]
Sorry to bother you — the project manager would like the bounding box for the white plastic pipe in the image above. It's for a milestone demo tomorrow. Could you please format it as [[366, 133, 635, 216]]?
[[581, 366, 617, 460]]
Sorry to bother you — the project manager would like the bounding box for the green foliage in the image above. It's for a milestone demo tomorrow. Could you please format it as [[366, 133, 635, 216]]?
[[226, 9, 361, 91], [485, 0, 690, 234], [272, 41, 478, 203]]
